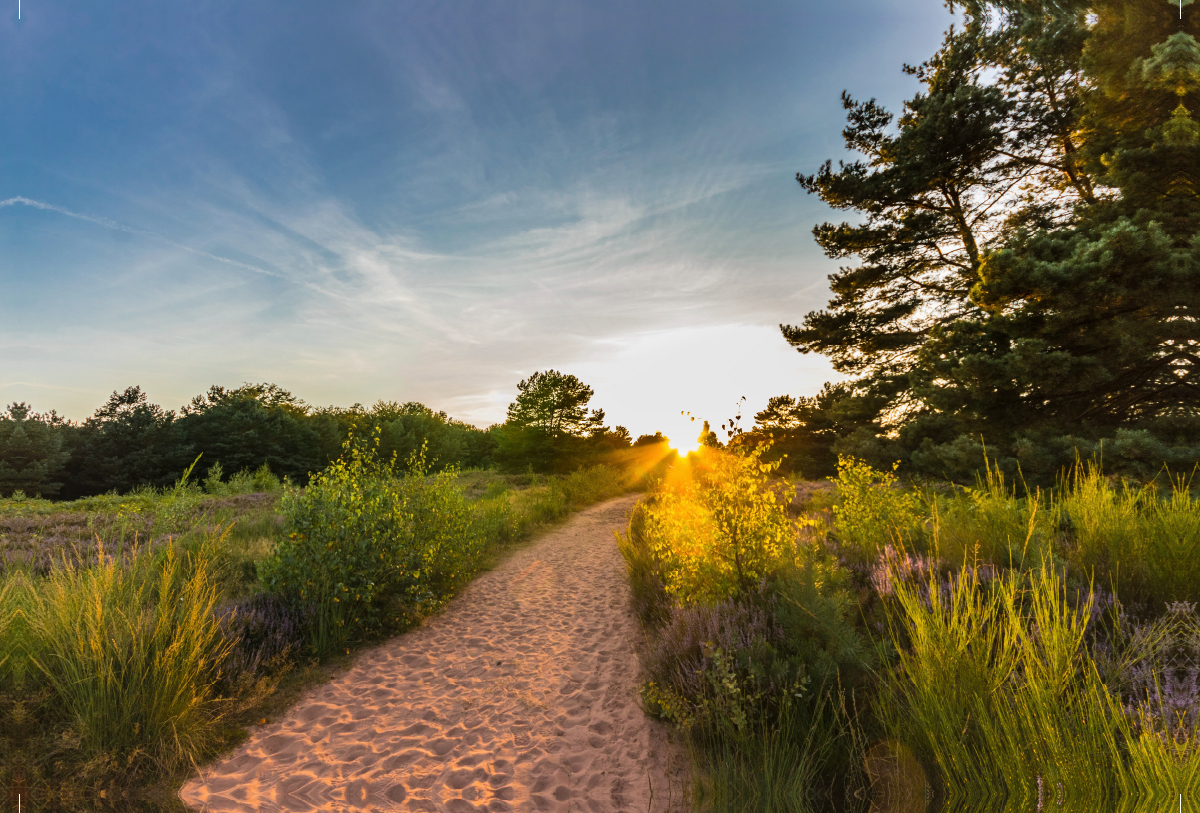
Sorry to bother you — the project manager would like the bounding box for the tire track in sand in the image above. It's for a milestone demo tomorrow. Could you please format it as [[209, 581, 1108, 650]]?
[[181, 494, 686, 813]]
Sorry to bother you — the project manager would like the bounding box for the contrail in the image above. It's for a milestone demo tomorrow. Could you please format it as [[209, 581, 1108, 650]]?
[[0, 196, 290, 281]]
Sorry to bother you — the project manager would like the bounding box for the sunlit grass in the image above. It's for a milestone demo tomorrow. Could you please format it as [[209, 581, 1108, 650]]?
[[1, 452, 647, 800], [620, 448, 1200, 812]]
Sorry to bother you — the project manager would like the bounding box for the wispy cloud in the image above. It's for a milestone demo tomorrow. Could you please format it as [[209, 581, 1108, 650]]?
[[1, 196, 290, 282], [2, 0, 952, 424]]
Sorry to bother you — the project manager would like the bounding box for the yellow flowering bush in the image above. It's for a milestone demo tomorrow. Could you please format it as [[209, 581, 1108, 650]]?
[[641, 447, 794, 604], [832, 455, 925, 560]]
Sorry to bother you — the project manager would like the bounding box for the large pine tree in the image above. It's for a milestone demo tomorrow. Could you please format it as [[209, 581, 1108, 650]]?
[[786, 0, 1200, 479]]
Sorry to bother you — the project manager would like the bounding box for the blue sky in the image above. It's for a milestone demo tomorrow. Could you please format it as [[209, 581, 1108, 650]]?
[[1, 0, 950, 437]]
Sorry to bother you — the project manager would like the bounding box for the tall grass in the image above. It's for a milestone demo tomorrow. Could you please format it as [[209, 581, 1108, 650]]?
[[691, 694, 845, 813], [931, 461, 1048, 570], [865, 459, 1200, 807], [22, 532, 232, 777], [879, 562, 1128, 806], [1055, 466, 1200, 605], [0, 568, 19, 685], [622, 451, 1200, 811]]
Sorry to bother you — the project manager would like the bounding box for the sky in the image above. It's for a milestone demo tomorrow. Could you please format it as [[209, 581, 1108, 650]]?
[[1, 0, 952, 440]]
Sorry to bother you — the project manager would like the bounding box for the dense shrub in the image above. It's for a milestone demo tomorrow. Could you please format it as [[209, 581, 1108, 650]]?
[[397, 446, 481, 605], [639, 447, 795, 603], [641, 585, 790, 731], [203, 461, 283, 496], [257, 432, 406, 655], [831, 455, 924, 562], [619, 447, 872, 809]]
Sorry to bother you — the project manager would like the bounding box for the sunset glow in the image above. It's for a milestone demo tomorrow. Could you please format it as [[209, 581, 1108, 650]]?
[[667, 414, 703, 455]]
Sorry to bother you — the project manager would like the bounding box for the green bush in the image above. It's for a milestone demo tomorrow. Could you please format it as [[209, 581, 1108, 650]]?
[[398, 446, 481, 605], [831, 456, 925, 562], [259, 433, 413, 656], [204, 461, 282, 496], [260, 435, 485, 656], [638, 448, 795, 604], [620, 450, 872, 811]]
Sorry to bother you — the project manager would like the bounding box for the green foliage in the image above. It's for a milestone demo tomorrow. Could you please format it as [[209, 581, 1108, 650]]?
[[61, 386, 186, 498], [203, 460, 283, 496], [876, 559, 1200, 805], [628, 438, 1200, 809], [495, 370, 624, 472], [688, 692, 846, 813], [639, 448, 795, 603], [376, 401, 493, 471], [742, 392, 839, 479], [615, 502, 673, 630], [881, 563, 1092, 802], [179, 384, 325, 486], [396, 445, 481, 605], [620, 451, 872, 811], [836, 455, 1200, 605], [784, 1, 1200, 482], [0, 403, 71, 498], [1054, 464, 1200, 606], [259, 436, 628, 657], [831, 456, 925, 561], [22, 533, 232, 777], [258, 432, 415, 656], [930, 459, 1050, 570], [34, 383, 500, 499], [504, 369, 605, 437]]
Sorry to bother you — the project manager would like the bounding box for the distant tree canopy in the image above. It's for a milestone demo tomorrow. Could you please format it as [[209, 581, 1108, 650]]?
[[0, 403, 71, 498], [0, 384, 502, 499], [494, 370, 631, 472], [779, 0, 1200, 481], [0, 373, 654, 497]]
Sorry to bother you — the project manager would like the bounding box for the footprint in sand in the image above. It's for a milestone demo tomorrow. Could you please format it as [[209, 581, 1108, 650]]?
[[181, 494, 686, 813]]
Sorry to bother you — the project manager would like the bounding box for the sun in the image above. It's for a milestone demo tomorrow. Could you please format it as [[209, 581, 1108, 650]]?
[[668, 413, 703, 455]]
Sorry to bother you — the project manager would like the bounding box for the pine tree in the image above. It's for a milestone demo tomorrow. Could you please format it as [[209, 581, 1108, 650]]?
[[504, 370, 606, 438], [918, 0, 1200, 477], [788, 0, 1200, 479], [0, 403, 71, 498]]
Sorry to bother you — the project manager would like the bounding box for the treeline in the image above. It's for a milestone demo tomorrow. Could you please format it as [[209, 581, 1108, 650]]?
[[0, 372, 660, 499]]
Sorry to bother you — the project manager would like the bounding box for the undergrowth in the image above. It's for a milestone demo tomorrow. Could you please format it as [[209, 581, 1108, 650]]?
[[618, 449, 1200, 812], [0, 442, 640, 808]]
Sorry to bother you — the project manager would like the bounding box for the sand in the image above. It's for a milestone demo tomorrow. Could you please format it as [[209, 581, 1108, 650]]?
[[181, 494, 687, 813]]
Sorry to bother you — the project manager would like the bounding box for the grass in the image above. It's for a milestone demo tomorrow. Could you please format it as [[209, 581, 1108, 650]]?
[[0, 458, 643, 809], [24, 536, 232, 779], [618, 449, 1200, 813]]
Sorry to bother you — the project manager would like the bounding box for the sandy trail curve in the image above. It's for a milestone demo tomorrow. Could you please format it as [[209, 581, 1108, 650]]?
[[181, 494, 686, 813]]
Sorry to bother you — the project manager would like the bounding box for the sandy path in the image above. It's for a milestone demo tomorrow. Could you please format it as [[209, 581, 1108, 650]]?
[[181, 494, 686, 813]]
